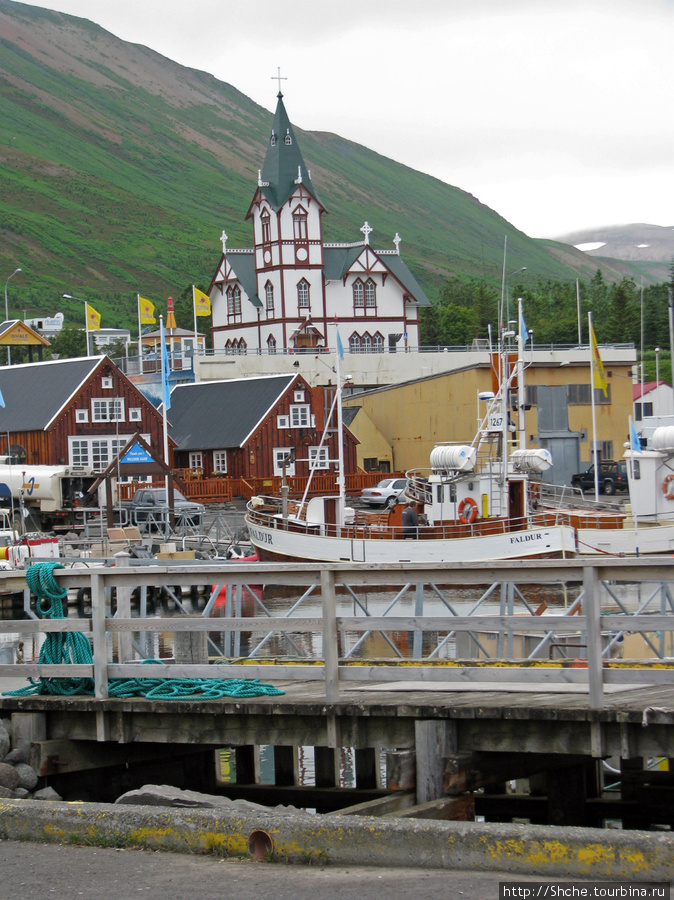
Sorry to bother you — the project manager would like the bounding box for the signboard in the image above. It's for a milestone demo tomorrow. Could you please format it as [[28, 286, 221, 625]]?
[[121, 443, 154, 465], [487, 412, 505, 433]]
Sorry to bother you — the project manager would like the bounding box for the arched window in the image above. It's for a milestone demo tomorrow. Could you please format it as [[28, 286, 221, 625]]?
[[267, 334, 277, 355], [270, 130, 276, 147], [362, 333, 372, 353], [238, 339, 247, 356], [225, 339, 234, 355], [353, 280, 364, 308], [373, 333, 384, 353], [226, 286, 234, 316], [284, 128, 292, 145], [261, 211, 271, 244], [293, 207, 308, 241], [297, 279, 310, 309], [365, 278, 376, 308], [349, 333, 361, 354], [265, 281, 274, 314], [232, 285, 241, 315]]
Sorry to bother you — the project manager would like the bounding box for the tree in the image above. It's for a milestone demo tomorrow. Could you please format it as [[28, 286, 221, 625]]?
[[48, 326, 87, 359]]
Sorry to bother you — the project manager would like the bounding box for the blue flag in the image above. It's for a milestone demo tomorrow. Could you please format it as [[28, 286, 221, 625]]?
[[160, 318, 171, 411], [0, 386, 5, 409], [520, 311, 529, 343], [336, 328, 344, 360], [629, 418, 642, 453]]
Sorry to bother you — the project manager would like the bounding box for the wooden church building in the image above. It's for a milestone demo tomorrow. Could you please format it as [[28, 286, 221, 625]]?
[[207, 92, 430, 357]]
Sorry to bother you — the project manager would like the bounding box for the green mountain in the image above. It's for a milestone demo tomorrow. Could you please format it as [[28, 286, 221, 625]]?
[[0, 0, 656, 331]]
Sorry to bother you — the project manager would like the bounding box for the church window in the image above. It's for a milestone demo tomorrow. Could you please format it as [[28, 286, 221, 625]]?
[[297, 279, 310, 309], [285, 128, 292, 145], [353, 280, 364, 308], [261, 211, 271, 243], [265, 281, 274, 314], [227, 285, 242, 321], [293, 208, 308, 241], [350, 334, 361, 354], [373, 333, 384, 353], [365, 279, 376, 308], [270, 130, 276, 147], [225, 340, 234, 355], [267, 334, 276, 354], [362, 333, 372, 353], [237, 339, 247, 356]]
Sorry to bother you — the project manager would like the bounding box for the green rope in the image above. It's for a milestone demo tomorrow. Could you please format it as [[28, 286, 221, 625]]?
[[5, 562, 284, 700]]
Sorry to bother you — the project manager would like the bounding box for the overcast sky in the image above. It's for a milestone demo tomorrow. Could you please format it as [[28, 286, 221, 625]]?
[[14, 0, 674, 239]]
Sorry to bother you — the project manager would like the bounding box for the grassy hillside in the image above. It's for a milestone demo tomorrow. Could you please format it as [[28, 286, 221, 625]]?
[[0, 0, 646, 331]]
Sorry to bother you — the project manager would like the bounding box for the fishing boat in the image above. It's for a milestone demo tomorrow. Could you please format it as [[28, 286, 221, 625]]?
[[245, 315, 577, 564]]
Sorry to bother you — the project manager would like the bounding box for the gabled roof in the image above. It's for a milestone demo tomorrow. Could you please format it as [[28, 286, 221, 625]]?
[[222, 252, 262, 308], [0, 356, 103, 431], [168, 374, 298, 450], [634, 380, 667, 401], [258, 93, 319, 211], [323, 247, 431, 307], [0, 319, 50, 346]]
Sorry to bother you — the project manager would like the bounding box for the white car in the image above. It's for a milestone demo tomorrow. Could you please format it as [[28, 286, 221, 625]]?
[[359, 477, 408, 508]]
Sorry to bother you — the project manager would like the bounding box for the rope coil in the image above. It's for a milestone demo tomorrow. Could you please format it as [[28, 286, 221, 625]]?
[[5, 562, 284, 700]]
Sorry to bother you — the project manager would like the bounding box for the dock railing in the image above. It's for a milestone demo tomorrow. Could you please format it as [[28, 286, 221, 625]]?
[[1, 557, 673, 709]]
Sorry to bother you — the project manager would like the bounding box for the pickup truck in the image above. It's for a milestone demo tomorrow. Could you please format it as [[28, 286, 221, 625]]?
[[121, 487, 205, 530]]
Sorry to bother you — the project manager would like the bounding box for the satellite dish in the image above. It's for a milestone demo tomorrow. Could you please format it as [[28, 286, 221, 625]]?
[[3, 444, 27, 465]]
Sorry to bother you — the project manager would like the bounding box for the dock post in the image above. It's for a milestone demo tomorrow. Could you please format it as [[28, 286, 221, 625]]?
[[355, 747, 381, 789], [274, 745, 299, 786], [415, 720, 455, 804], [321, 569, 339, 702], [583, 563, 604, 709], [91, 572, 108, 700], [114, 551, 132, 664], [235, 746, 261, 785]]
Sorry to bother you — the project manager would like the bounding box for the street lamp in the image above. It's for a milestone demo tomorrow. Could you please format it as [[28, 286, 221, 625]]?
[[4, 267, 22, 365]]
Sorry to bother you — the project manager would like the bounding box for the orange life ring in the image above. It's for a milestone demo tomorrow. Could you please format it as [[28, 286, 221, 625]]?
[[662, 474, 674, 499], [458, 497, 478, 524]]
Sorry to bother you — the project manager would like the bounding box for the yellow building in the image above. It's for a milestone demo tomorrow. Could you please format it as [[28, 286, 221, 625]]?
[[343, 350, 636, 486]]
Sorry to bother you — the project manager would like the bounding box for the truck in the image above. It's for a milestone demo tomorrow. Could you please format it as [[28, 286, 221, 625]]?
[[0, 464, 99, 532], [120, 486, 205, 530]]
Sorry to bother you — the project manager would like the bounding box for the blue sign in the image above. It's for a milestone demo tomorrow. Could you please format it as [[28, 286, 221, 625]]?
[[120, 444, 154, 465]]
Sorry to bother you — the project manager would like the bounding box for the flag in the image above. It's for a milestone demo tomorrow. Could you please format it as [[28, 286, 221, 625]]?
[[589, 320, 608, 397], [336, 329, 344, 360], [194, 287, 211, 316], [86, 303, 101, 331], [520, 310, 529, 343], [0, 386, 5, 409], [160, 318, 171, 411], [629, 417, 642, 453], [139, 296, 156, 325]]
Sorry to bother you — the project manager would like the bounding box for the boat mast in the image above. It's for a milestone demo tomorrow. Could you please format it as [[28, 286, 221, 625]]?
[[335, 324, 346, 525]]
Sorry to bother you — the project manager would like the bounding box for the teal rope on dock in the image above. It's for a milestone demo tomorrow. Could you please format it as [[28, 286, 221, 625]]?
[[5, 562, 284, 700]]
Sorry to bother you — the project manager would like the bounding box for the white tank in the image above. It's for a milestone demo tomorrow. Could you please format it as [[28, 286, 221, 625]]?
[[430, 445, 476, 472], [510, 448, 553, 473], [651, 426, 674, 452]]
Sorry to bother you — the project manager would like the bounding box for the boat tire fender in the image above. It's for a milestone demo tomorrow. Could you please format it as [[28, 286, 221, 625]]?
[[458, 497, 478, 524], [662, 474, 674, 499]]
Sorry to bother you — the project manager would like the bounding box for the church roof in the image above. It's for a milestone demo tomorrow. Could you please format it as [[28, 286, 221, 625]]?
[[323, 248, 431, 307], [222, 252, 262, 308], [259, 93, 318, 211]]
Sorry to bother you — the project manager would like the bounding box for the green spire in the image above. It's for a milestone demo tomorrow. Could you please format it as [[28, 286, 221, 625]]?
[[260, 93, 316, 210]]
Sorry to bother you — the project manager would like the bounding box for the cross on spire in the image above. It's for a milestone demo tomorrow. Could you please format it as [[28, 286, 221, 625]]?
[[220, 230, 228, 254], [360, 221, 373, 245], [271, 66, 287, 96], [393, 232, 401, 255]]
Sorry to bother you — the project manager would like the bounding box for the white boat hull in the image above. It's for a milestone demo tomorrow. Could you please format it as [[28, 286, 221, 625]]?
[[246, 519, 577, 564], [576, 523, 674, 556]]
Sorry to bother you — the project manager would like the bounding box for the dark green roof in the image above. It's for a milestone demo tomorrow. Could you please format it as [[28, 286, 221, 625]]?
[[323, 248, 431, 306], [224, 252, 262, 308], [260, 93, 319, 211]]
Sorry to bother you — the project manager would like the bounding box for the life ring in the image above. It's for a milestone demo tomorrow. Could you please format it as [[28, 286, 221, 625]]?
[[662, 474, 674, 499], [458, 497, 478, 525]]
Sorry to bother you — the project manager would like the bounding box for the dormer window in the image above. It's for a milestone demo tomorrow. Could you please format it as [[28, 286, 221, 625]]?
[[293, 208, 308, 241], [285, 128, 292, 145], [270, 130, 277, 147]]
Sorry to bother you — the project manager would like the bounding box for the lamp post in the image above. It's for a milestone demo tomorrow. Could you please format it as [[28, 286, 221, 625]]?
[[4, 267, 22, 365], [655, 347, 661, 416]]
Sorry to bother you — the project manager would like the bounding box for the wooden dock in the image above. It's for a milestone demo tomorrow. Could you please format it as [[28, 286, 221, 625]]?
[[1, 557, 674, 827]]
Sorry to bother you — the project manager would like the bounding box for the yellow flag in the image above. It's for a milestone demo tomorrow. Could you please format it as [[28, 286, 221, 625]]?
[[194, 287, 211, 316], [589, 321, 608, 397], [86, 303, 101, 331], [139, 296, 156, 325]]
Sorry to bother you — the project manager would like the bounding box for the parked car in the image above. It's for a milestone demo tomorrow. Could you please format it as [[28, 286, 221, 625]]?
[[570, 460, 628, 495], [121, 487, 205, 528], [359, 477, 408, 508]]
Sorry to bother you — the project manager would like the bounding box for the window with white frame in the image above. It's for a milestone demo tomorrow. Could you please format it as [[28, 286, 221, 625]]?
[[362, 333, 372, 353], [129, 407, 142, 422], [213, 450, 228, 473], [69, 435, 145, 471], [91, 398, 124, 422], [353, 280, 364, 308], [189, 451, 203, 471], [297, 279, 310, 308], [267, 334, 277, 354], [373, 333, 384, 353], [71, 439, 90, 467], [294, 390, 305, 402], [284, 129, 292, 146], [365, 278, 376, 308], [101, 376, 113, 389], [277, 413, 290, 428], [261, 211, 271, 244], [273, 448, 295, 476], [265, 281, 274, 314], [350, 334, 361, 354], [290, 404, 310, 427], [227, 285, 242, 318], [293, 208, 308, 241], [309, 446, 329, 469], [75, 409, 89, 424]]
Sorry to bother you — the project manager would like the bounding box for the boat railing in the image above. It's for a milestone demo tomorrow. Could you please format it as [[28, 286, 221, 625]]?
[[1, 556, 673, 710]]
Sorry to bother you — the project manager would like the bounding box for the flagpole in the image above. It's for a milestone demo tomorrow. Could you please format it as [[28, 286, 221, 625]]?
[[589, 311, 600, 497], [335, 323, 346, 526], [628, 415, 640, 553], [192, 285, 198, 345], [84, 300, 89, 356], [517, 297, 526, 450], [137, 294, 143, 375], [160, 315, 170, 497]]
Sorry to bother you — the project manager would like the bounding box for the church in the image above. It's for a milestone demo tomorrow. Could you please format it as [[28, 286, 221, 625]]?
[[207, 92, 430, 356]]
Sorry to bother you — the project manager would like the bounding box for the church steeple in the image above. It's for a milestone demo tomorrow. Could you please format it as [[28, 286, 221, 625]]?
[[259, 93, 317, 210]]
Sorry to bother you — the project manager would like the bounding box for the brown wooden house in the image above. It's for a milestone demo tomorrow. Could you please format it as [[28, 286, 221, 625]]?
[[167, 373, 358, 480], [0, 355, 170, 469]]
